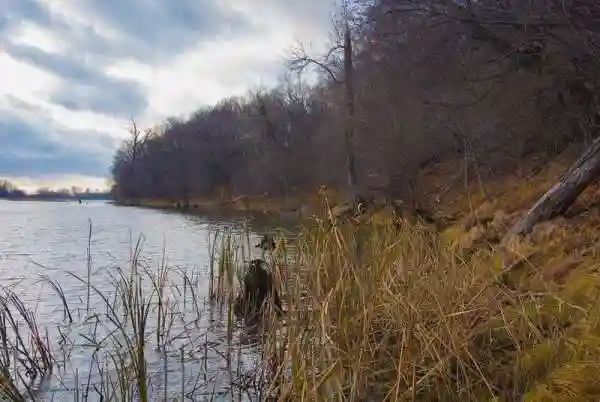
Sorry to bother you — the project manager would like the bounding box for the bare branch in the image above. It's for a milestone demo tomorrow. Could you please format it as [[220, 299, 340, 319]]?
[[287, 43, 343, 84]]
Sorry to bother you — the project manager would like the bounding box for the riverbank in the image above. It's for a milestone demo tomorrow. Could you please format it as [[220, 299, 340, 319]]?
[[207, 148, 600, 399], [115, 146, 585, 228], [0, 194, 112, 202], [113, 145, 600, 285], [115, 192, 332, 221], [241, 157, 600, 400], [213, 178, 600, 400], [105, 145, 600, 400], [1, 148, 600, 399]]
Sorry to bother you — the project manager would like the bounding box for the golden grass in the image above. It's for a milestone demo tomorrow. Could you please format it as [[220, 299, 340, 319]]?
[[224, 209, 600, 401], [119, 194, 325, 218], [115, 147, 600, 400]]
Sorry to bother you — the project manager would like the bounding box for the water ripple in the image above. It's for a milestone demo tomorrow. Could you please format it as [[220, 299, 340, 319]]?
[[0, 200, 289, 400]]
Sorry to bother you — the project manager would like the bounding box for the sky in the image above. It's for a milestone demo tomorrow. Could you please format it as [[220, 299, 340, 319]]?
[[0, 0, 336, 193]]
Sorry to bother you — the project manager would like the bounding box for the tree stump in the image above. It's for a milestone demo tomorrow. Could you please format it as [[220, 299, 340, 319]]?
[[233, 259, 282, 321]]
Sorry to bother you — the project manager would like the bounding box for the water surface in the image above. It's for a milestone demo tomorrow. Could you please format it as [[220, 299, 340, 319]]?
[[0, 200, 295, 401]]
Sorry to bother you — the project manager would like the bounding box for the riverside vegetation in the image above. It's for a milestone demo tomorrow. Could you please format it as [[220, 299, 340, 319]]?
[[13, 0, 600, 400], [4, 161, 600, 400]]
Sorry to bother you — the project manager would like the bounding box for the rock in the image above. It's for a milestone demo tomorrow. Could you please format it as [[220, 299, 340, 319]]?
[[233, 259, 282, 321]]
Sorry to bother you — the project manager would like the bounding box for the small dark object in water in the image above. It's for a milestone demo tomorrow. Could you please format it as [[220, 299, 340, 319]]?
[[234, 259, 281, 321], [78, 199, 82, 205], [255, 234, 276, 251]]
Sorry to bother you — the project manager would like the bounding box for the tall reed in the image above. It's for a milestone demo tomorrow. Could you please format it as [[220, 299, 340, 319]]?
[[2, 212, 599, 401], [213, 215, 600, 401]]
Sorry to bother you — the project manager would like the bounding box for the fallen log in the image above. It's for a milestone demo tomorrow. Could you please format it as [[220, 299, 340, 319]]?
[[505, 133, 600, 239]]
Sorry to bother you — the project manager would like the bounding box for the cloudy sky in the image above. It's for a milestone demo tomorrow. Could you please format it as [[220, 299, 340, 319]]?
[[1, 0, 335, 192]]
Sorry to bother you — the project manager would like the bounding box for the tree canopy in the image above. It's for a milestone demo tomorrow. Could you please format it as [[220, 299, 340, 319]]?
[[112, 0, 600, 207]]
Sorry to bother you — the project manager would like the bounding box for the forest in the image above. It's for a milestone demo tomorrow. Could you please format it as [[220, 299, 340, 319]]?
[[111, 0, 600, 216]]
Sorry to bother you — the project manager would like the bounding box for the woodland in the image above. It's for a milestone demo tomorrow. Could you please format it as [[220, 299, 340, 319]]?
[[111, 0, 600, 234]]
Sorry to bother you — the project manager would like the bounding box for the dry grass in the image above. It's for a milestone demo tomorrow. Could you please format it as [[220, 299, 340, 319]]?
[[226, 208, 600, 401], [187, 149, 600, 401], [119, 191, 329, 217], [7, 151, 600, 400]]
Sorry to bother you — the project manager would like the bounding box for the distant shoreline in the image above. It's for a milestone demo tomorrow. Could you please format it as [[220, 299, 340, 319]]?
[[0, 194, 112, 202]]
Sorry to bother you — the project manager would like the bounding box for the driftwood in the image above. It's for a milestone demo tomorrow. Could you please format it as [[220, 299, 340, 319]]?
[[505, 134, 600, 238]]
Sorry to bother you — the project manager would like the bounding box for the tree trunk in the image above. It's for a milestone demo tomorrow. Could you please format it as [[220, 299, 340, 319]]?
[[179, 146, 190, 209], [344, 22, 358, 199], [505, 133, 600, 238], [130, 122, 139, 200]]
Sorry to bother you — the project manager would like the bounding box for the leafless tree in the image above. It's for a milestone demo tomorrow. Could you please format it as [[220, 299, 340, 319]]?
[[111, 0, 600, 231], [288, 2, 359, 200]]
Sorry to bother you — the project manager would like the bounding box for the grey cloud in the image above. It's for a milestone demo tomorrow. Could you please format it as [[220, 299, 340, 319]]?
[[50, 83, 147, 117], [74, 1, 259, 60], [0, 113, 111, 176], [7, 43, 109, 84], [0, 0, 334, 180], [3, 0, 54, 32], [2, 0, 268, 119], [5, 43, 148, 117], [4, 0, 263, 63], [4, 96, 121, 150]]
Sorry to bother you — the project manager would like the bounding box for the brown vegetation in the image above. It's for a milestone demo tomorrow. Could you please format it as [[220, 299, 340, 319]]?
[[106, 3, 600, 398], [205, 192, 600, 401], [112, 0, 600, 225]]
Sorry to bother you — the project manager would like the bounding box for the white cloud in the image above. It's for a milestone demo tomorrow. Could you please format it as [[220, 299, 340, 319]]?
[[6, 175, 110, 193], [105, 37, 287, 123], [104, 1, 334, 124], [41, 104, 128, 140], [1, 0, 335, 190], [0, 53, 59, 104], [9, 21, 67, 54]]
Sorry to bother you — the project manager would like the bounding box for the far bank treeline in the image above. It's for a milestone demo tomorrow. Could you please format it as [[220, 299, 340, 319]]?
[[0, 181, 112, 201], [111, 0, 600, 212]]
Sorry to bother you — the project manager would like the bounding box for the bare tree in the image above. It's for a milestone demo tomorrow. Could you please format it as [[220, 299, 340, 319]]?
[[109, 0, 600, 225], [288, 2, 359, 199]]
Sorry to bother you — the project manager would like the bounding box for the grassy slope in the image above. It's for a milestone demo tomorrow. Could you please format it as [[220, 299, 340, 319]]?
[[425, 148, 600, 281], [281, 217, 600, 401], [248, 148, 600, 401]]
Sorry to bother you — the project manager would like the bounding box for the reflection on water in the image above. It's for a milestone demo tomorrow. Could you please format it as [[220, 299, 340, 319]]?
[[0, 200, 298, 401]]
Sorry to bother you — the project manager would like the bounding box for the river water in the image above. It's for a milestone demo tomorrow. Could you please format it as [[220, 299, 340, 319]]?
[[0, 200, 296, 401]]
